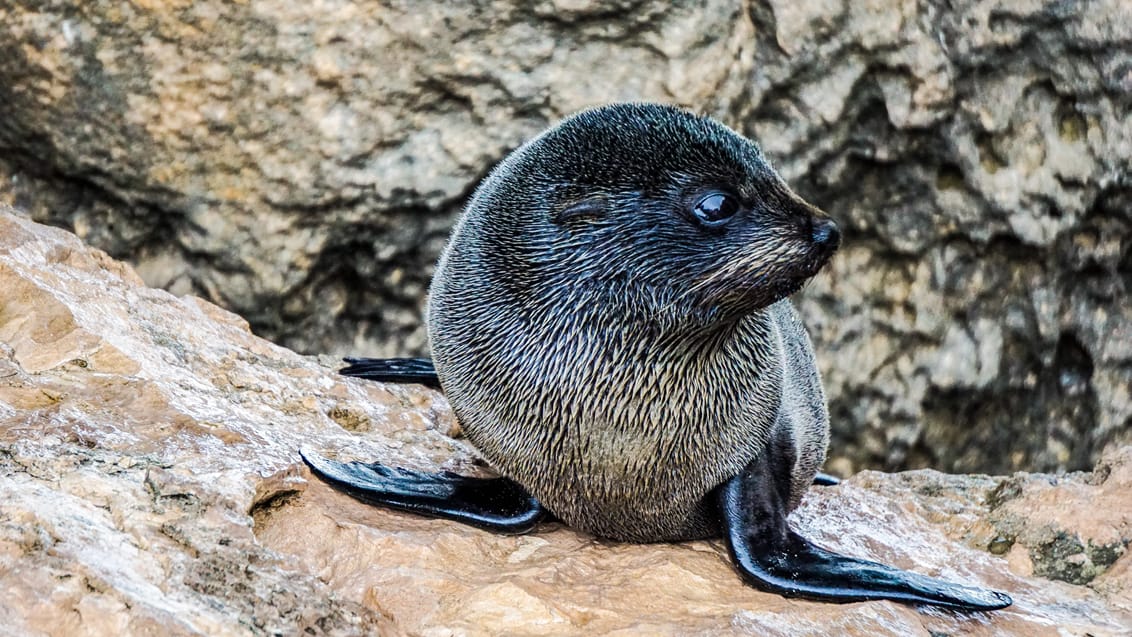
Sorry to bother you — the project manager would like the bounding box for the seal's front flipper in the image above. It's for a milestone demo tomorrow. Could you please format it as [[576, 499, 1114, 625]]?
[[339, 357, 441, 389], [716, 459, 1012, 610], [300, 449, 545, 534]]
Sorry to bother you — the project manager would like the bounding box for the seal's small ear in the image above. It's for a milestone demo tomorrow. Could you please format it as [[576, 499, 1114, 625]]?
[[552, 197, 606, 225]]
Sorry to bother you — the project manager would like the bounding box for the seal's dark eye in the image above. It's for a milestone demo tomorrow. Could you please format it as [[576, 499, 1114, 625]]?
[[693, 193, 739, 227]]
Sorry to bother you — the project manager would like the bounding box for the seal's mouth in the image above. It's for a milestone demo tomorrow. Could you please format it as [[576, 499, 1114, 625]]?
[[778, 219, 840, 297], [792, 215, 841, 281], [680, 216, 841, 315], [760, 215, 841, 294]]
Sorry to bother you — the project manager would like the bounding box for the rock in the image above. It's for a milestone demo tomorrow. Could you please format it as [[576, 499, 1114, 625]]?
[[0, 0, 754, 360], [0, 0, 1128, 478], [1, 208, 1130, 635], [772, 0, 1132, 477]]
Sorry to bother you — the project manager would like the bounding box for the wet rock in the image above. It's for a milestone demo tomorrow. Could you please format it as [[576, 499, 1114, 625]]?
[[1, 208, 1129, 635]]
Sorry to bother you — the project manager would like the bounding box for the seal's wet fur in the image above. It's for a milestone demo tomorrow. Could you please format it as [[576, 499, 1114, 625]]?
[[428, 104, 836, 541]]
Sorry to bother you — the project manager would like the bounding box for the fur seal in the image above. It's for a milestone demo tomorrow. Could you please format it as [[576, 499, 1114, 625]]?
[[303, 103, 1011, 611]]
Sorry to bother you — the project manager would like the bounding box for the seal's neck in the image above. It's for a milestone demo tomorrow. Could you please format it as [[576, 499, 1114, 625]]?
[[526, 279, 773, 359]]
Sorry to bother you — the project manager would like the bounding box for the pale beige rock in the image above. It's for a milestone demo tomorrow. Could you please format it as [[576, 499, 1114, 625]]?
[[1, 207, 1129, 635]]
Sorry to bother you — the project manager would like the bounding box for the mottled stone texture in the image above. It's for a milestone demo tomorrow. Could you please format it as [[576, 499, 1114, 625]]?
[[1, 208, 1129, 636], [768, 0, 1132, 477], [0, 1, 1129, 475]]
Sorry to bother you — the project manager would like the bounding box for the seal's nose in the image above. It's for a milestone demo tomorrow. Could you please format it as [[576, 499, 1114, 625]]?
[[811, 218, 841, 250]]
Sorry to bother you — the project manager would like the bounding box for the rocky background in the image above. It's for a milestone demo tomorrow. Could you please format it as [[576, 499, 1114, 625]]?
[[1, 207, 1129, 636], [0, 0, 1129, 477]]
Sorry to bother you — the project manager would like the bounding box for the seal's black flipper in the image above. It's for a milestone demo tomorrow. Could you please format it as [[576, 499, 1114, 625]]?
[[339, 357, 441, 389], [716, 456, 1012, 610], [300, 449, 545, 534], [812, 472, 840, 486]]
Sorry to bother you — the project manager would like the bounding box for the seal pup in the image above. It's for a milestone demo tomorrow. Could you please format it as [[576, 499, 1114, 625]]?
[[303, 103, 1011, 610]]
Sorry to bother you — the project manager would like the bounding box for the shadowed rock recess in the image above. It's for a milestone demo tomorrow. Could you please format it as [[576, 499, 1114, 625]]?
[[0, 2, 1129, 477], [1, 208, 1130, 635]]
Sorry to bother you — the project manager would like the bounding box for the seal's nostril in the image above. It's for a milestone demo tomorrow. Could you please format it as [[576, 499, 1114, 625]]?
[[812, 219, 841, 248]]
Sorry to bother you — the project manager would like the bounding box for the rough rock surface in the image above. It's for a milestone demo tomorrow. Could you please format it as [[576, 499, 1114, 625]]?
[[0, 1, 1129, 477], [2, 209, 1131, 635]]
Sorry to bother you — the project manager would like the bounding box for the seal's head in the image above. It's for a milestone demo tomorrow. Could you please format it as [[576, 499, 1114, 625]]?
[[447, 102, 839, 328]]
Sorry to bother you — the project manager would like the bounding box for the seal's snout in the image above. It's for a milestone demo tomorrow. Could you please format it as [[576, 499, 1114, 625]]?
[[811, 218, 841, 252]]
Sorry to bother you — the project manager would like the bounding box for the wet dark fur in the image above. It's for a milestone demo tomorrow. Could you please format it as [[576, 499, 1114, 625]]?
[[428, 104, 836, 542]]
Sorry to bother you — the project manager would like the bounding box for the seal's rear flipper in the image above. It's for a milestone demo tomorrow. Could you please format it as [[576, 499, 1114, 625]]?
[[812, 472, 839, 486], [339, 357, 441, 389], [716, 462, 1012, 610], [300, 449, 545, 534]]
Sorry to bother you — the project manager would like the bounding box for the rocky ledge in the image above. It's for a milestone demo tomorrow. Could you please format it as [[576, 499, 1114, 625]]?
[[1, 206, 1128, 635]]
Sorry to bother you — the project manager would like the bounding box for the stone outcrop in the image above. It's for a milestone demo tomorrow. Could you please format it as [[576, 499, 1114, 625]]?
[[1, 209, 1130, 635], [0, 0, 1129, 485]]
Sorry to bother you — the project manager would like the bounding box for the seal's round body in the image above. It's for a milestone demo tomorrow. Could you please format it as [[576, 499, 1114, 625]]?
[[306, 103, 1011, 611], [428, 104, 832, 542]]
